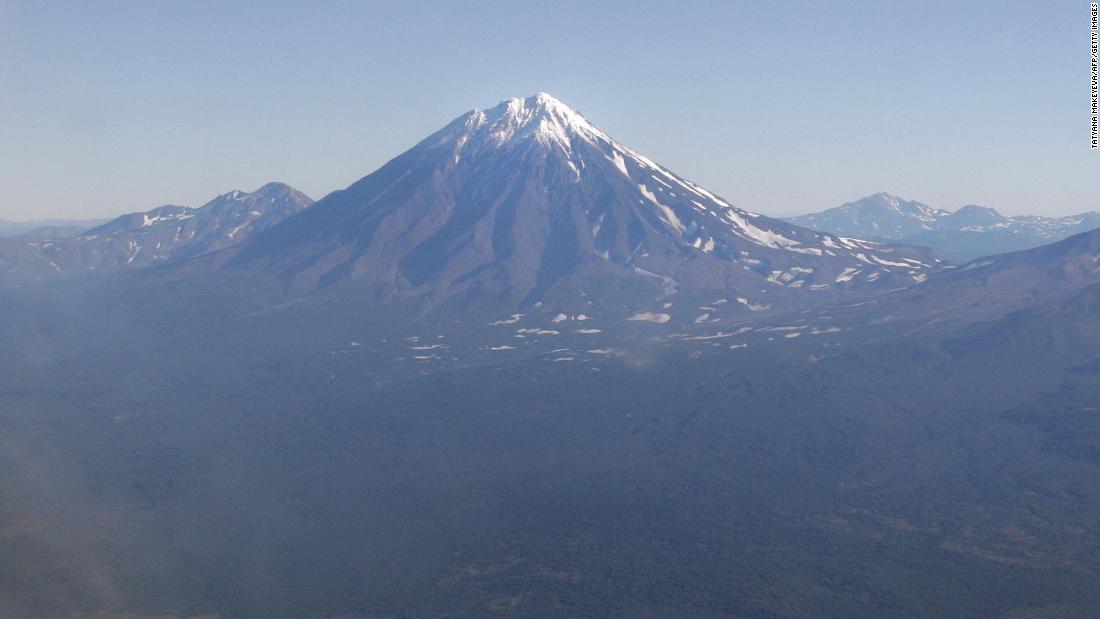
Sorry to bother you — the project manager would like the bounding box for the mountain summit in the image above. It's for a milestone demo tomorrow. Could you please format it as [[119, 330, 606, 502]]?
[[785, 193, 950, 239], [241, 93, 941, 316], [455, 91, 609, 153]]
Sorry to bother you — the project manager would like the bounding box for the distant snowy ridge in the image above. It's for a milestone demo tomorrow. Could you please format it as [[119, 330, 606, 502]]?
[[786, 192, 1100, 261], [0, 182, 313, 282]]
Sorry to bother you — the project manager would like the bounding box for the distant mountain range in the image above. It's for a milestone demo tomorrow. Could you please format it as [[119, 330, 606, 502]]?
[[1, 94, 946, 324], [82, 92, 1100, 370], [0, 182, 312, 283], [786, 192, 1100, 261]]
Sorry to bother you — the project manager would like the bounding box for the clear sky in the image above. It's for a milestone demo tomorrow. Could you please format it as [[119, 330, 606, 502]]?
[[0, 0, 1095, 220]]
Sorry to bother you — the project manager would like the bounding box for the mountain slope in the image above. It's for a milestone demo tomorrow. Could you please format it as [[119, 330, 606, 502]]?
[[759, 224, 1100, 360], [236, 93, 942, 317], [0, 182, 312, 283], [788, 194, 1100, 261]]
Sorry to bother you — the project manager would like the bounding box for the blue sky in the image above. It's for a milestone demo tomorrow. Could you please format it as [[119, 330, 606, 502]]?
[[0, 0, 1094, 219]]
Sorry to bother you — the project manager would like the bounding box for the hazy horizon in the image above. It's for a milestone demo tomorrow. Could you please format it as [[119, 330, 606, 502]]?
[[1, 1, 1096, 220]]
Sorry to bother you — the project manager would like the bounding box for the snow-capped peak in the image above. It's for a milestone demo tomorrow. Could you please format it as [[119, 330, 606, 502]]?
[[415, 94, 941, 271], [437, 93, 813, 248], [458, 92, 612, 153]]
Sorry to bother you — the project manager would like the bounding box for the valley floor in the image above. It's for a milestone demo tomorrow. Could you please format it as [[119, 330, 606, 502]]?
[[2, 299, 1100, 618]]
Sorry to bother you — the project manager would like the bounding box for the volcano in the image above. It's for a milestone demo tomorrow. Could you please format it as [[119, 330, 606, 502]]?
[[234, 93, 941, 315]]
